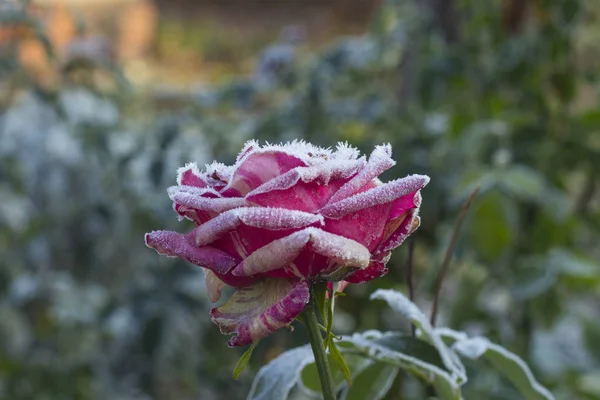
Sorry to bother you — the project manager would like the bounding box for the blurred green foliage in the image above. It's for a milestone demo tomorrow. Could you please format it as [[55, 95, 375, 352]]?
[[1, 0, 599, 399]]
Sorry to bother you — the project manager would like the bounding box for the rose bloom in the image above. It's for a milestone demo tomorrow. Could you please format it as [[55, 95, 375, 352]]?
[[146, 141, 429, 346]]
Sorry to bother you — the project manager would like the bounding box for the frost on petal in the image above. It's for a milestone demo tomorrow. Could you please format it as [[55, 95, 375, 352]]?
[[345, 260, 388, 284], [168, 186, 246, 214], [204, 270, 229, 303], [323, 202, 392, 251], [226, 151, 307, 195], [246, 160, 364, 212], [232, 227, 370, 278], [176, 163, 209, 188], [195, 207, 324, 246], [320, 174, 430, 219], [375, 210, 421, 257], [210, 279, 310, 346], [145, 230, 239, 275], [328, 144, 395, 204]]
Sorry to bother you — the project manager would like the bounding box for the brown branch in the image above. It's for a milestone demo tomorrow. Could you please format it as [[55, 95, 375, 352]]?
[[407, 239, 416, 336], [430, 186, 480, 326]]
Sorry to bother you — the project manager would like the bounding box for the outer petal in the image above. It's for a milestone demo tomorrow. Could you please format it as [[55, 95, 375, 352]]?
[[168, 185, 246, 214], [323, 202, 392, 251], [375, 209, 422, 257], [145, 230, 252, 287], [345, 260, 388, 284], [328, 144, 395, 204], [320, 174, 429, 219], [232, 227, 371, 278], [204, 270, 229, 303], [246, 159, 364, 212], [210, 279, 310, 347], [194, 207, 324, 246]]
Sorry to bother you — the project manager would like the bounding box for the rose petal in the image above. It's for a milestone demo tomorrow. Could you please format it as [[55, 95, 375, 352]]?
[[375, 209, 421, 256], [210, 279, 310, 346], [232, 227, 371, 278], [345, 260, 388, 284], [320, 174, 430, 219], [323, 202, 392, 251], [195, 207, 324, 246], [226, 151, 307, 195], [204, 270, 229, 302], [328, 144, 395, 204], [145, 230, 238, 274], [176, 163, 209, 188], [246, 159, 364, 212], [168, 186, 246, 214]]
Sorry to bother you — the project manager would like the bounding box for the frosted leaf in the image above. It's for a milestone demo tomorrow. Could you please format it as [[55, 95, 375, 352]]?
[[437, 328, 555, 400], [248, 345, 314, 400], [210, 279, 309, 346], [329, 144, 395, 204], [245, 158, 364, 199], [321, 174, 430, 219], [370, 289, 466, 384], [232, 227, 370, 277], [194, 207, 324, 246], [342, 331, 463, 400]]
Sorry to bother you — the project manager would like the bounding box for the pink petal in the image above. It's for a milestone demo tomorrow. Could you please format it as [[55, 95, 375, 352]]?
[[328, 144, 395, 204], [168, 186, 246, 214], [204, 270, 229, 303], [345, 260, 388, 284], [246, 159, 364, 212], [210, 279, 310, 346], [323, 202, 392, 251], [375, 209, 421, 256], [176, 163, 209, 188], [145, 230, 252, 287], [194, 207, 324, 246], [232, 227, 371, 278], [320, 174, 430, 219], [226, 151, 307, 195]]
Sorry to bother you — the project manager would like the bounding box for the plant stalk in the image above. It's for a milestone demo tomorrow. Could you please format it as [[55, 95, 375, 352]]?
[[304, 298, 336, 400]]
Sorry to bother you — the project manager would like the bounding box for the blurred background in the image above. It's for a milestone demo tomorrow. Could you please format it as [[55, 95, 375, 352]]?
[[1, 0, 600, 399]]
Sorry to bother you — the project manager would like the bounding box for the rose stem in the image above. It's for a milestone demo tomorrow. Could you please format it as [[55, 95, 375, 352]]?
[[304, 289, 336, 400]]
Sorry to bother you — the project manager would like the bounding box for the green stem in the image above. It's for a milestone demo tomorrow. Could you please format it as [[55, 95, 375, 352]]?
[[304, 297, 336, 400]]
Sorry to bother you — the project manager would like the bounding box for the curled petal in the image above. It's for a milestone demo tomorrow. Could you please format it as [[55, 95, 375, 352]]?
[[195, 207, 324, 246], [320, 174, 430, 219], [168, 186, 246, 214], [328, 144, 395, 204], [232, 227, 371, 278], [345, 260, 389, 284], [226, 151, 306, 195], [210, 279, 310, 346], [176, 163, 209, 188], [145, 230, 239, 275], [376, 209, 421, 257], [246, 159, 364, 211], [204, 270, 229, 303]]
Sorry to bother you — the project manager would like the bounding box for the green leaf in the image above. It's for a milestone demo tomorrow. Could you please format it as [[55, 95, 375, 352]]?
[[497, 165, 546, 201], [438, 329, 555, 400], [299, 352, 368, 396], [329, 340, 352, 385], [341, 331, 462, 400], [233, 340, 259, 380], [341, 362, 399, 400], [248, 345, 314, 400]]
